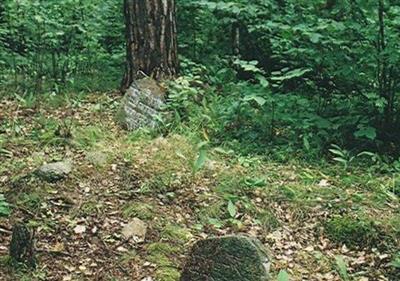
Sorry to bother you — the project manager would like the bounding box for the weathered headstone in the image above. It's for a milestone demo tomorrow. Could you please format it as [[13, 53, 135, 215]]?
[[35, 161, 72, 182], [118, 78, 165, 130], [180, 235, 271, 281], [9, 223, 36, 268]]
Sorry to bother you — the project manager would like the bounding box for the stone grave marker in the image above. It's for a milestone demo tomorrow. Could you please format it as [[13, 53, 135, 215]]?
[[118, 78, 165, 130], [180, 235, 271, 281]]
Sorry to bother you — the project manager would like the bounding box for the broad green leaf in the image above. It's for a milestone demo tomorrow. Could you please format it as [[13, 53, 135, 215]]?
[[354, 127, 377, 140], [310, 33, 323, 43], [271, 68, 312, 82], [193, 149, 207, 173], [227, 200, 237, 218], [0, 194, 10, 217], [335, 256, 350, 281], [243, 95, 266, 106], [277, 270, 289, 281]]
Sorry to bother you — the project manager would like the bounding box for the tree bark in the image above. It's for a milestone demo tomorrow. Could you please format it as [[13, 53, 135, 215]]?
[[121, 0, 179, 92], [9, 223, 36, 268]]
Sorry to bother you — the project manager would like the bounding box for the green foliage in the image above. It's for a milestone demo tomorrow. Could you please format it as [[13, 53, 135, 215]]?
[[72, 125, 108, 149], [390, 252, 400, 269], [175, 0, 400, 157], [0, 0, 124, 94], [335, 256, 350, 281], [122, 202, 154, 220], [0, 194, 10, 217], [325, 215, 381, 248], [1, 0, 400, 158], [192, 141, 208, 174], [277, 270, 290, 281]]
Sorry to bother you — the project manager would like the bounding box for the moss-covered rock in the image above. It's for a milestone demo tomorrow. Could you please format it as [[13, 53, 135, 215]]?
[[35, 161, 72, 182], [180, 235, 271, 281]]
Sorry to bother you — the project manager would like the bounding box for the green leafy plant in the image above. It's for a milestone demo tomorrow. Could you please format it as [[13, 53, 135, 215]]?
[[192, 141, 208, 174], [325, 215, 381, 248], [335, 256, 350, 281], [277, 270, 290, 281], [0, 194, 10, 217], [329, 145, 355, 169], [390, 252, 400, 269], [227, 200, 237, 218]]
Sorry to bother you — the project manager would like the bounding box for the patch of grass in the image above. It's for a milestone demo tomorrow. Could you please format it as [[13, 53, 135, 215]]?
[[197, 199, 225, 223], [324, 215, 382, 248], [131, 135, 196, 189], [72, 125, 109, 149], [30, 116, 72, 146], [27, 218, 57, 233], [147, 243, 180, 266], [73, 200, 104, 217], [155, 267, 180, 281], [119, 250, 138, 266], [161, 224, 193, 243], [86, 151, 110, 167], [16, 192, 43, 213], [15, 268, 48, 281], [122, 202, 154, 220], [142, 173, 187, 194], [393, 179, 400, 196], [256, 210, 280, 232], [147, 242, 181, 281]]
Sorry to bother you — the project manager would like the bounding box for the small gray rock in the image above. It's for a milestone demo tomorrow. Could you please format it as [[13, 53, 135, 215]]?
[[36, 161, 72, 182], [122, 218, 147, 242], [181, 235, 271, 281]]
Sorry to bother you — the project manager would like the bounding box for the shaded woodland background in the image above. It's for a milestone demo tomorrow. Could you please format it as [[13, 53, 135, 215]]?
[[1, 0, 400, 158]]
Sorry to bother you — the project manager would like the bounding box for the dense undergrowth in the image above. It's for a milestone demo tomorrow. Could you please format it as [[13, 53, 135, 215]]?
[[0, 92, 399, 280], [1, 0, 400, 158]]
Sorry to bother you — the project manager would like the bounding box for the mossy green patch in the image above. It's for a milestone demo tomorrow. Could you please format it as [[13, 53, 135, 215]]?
[[147, 243, 181, 281], [181, 236, 270, 281], [325, 215, 382, 248], [122, 202, 154, 220], [155, 267, 180, 281], [147, 242, 180, 266], [16, 192, 43, 213], [257, 210, 281, 232], [72, 125, 110, 149], [161, 224, 193, 243]]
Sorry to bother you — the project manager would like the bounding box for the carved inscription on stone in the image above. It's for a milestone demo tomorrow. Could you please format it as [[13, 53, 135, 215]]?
[[118, 78, 165, 130]]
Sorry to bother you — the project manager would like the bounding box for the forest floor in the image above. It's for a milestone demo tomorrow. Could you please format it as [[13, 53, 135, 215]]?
[[0, 92, 399, 281]]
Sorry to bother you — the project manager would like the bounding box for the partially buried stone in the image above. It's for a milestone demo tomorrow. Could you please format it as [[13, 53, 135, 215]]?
[[180, 235, 271, 281], [9, 223, 36, 268], [35, 161, 72, 182], [121, 218, 147, 243], [117, 77, 165, 130]]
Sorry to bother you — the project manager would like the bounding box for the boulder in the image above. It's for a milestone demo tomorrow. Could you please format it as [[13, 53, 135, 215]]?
[[117, 78, 165, 130], [36, 161, 72, 182], [180, 235, 271, 281]]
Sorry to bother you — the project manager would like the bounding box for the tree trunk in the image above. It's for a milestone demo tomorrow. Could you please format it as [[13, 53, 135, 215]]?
[[121, 0, 179, 92]]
